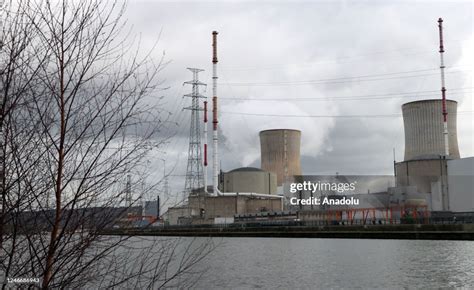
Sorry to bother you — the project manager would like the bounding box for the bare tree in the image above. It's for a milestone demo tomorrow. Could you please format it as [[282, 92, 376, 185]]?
[[0, 1, 214, 288], [0, 0, 47, 255]]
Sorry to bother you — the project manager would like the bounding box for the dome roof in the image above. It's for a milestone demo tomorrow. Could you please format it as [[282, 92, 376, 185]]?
[[228, 167, 263, 173]]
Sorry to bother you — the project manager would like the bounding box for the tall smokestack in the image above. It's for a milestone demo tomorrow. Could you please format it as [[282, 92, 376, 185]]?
[[438, 18, 449, 156], [203, 100, 208, 193], [212, 31, 220, 195]]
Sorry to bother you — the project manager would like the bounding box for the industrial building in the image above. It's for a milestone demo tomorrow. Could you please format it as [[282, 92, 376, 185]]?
[[431, 157, 474, 212], [164, 31, 285, 226], [163, 23, 472, 227], [395, 99, 459, 195], [165, 166, 282, 225], [165, 194, 283, 225], [394, 99, 473, 212], [221, 167, 277, 195], [165, 167, 281, 225], [167, 129, 303, 226], [283, 96, 472, 224]]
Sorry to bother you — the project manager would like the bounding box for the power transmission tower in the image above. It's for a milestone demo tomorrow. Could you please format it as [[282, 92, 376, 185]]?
[[184, 68, 206, 194]]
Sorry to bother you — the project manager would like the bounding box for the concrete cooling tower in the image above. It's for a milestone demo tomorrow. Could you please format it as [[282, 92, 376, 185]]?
[[402, 99, 459, 161], [260, 129, 302, 186]]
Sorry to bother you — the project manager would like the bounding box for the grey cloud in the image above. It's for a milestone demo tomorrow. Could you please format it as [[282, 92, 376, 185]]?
[[122, 0, 473, 196]]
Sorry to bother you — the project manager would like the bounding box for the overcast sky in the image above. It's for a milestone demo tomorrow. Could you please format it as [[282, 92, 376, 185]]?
[[123, 0, 473, 200]]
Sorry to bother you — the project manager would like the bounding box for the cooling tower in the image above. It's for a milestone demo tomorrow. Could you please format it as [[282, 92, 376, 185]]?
[[260, 129, 302, 186], [402, 99, 459, 161]]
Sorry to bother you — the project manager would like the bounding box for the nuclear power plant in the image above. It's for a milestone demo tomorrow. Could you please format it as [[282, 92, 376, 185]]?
[[395, 99, 460, 195], [165, 31, 285, 225], [164, 19, 473, 226], [394, 98, 471, 212], [282, 95, 472, 224]]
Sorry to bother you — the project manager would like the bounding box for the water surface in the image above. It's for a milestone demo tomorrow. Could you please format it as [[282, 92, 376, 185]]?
[[193, 238, 474, 289]]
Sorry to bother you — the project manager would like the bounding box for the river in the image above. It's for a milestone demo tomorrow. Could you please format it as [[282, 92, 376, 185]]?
[[192, 238, 474, 289]]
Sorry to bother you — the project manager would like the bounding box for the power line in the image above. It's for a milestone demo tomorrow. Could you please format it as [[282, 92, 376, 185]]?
[[220, 67, 470, 87], [219, 40, 466, 71], [220, 111, 474, 118], [219, 87, 473, 102]]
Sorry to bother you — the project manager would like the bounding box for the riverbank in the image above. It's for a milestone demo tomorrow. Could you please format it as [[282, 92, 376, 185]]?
[[102, 224, 474, 240]]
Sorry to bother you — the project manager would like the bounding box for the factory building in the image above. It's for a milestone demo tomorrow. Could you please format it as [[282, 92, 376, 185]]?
[[166, 166, 282, 226], [221, 167, 277, 195], [285, 183, 438, 224], [165, 206, 192, 226], [165, 97, 472, 225], [164, 32, 285, 226], [431, 157, 474, 212], [394, 99, 473, 212], [188, 194, 283, 224], [164, 27, 472, 226], [395, 99, 460, 196], [289, 97, 472, 224], [165, 194, 283, 225], [164, 167, 282, 225], [260, 129, 302, 186]]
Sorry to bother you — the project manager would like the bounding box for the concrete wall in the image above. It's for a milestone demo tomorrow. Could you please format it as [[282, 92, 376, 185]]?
[[204, 196, 239, 218], [402, 99, 459, 161], [222, 169, 277, 194], [166, 207, 191, 225], [447, 157, 474, 212], [395, 158, 447, 194], [396, 157, 473, 212], [260, 129, 302, 186], [188, 195, 283, 221], [245, 198, 282, 213]]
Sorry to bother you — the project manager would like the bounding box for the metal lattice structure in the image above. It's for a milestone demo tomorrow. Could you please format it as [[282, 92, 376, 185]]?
[[184, 68, 206, 194]]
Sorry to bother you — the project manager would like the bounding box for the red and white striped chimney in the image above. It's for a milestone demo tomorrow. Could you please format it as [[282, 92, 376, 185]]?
[[438, 18, 449, 157], [212, 31, 220, 195], [203, 99, 208, 193]]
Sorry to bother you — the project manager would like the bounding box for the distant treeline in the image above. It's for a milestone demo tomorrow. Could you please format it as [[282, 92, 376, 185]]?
[[4, 206, 142, 233]]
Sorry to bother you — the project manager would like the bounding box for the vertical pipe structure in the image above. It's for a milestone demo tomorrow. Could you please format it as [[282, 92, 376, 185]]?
[[438, 18, 449, 157], [438, 18, 451, 212], [203, 100, 208, 193], [393, 148, 397, 186], [157, 195, 160, 218], [212, 31, 221, 195], [126, 174, 132, 208]]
